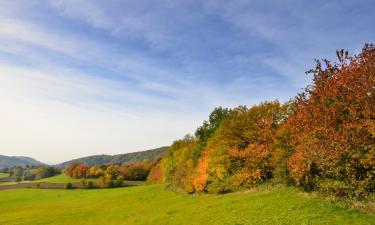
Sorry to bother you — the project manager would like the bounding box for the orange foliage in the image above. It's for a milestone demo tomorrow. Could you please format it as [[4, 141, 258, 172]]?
[[65, 163, 89, 178], [193, 150, 209, 191], [283, 44, 375, 197]]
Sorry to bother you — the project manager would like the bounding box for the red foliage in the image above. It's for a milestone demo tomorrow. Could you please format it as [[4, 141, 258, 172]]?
[[283, 44, 375, 197], [65, 163, 90, 178], [147, 161, 164, 184], [119, 162, 153, 181], [193, 150, 209, 191]]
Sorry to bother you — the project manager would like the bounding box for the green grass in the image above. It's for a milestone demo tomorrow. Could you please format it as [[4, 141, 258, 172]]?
[[0, 173, 8, 179], [0, 185, 373, 225], [36, 174, 97, 183], [0, 174, 97, 185], [0, 174, 144, 186]]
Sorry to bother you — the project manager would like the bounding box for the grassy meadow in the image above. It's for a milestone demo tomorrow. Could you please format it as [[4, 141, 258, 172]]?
[[35, 174, 97, 183], [0, 184, 374, 225], [0, 174, 144, 187], [0, 174, 97, 186], [0, 173, 8, 179]]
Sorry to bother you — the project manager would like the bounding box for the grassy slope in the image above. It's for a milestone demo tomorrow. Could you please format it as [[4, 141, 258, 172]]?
[[0, 173, 8, 179], [0, 185, 373, 225]]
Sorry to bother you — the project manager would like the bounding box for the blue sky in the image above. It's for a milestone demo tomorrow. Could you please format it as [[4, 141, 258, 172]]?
[[0, 0, 374, 163]]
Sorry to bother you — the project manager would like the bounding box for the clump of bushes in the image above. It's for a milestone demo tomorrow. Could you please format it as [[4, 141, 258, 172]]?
[[80, 179, 94, 189], [98, 173, 124, 188], [65, 160, 158, 188]]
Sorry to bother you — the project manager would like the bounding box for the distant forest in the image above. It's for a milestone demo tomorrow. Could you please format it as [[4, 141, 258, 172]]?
[[57, 146, 168, 168]]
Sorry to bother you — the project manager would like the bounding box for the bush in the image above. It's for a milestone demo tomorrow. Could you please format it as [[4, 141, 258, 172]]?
[[80, 179, 87, 189], [15, 176, 22, 183], [87, 181, 94, 189], [80, 179, 95, 189], [65, 182, 73, 189], [115, 177, 124, 187]]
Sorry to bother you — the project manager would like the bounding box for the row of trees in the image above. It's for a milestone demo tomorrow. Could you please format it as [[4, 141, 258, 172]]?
[[7, 165, 61, 182], [65, 161, 155, 188], [147, 44, 375, 199]]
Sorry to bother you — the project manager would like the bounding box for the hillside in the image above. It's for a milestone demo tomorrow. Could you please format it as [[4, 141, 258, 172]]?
[[0, 155, 43, 170], [57, 146, 168, 168]]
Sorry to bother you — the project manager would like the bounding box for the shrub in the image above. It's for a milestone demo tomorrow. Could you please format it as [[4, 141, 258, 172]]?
[[80, 179, 87, 189], [80, 179, 94, 189], [65, 182, 73, 189], [15, 176, 22, 183], [115, 177, 124, 187], [87, 181, 94, 189]]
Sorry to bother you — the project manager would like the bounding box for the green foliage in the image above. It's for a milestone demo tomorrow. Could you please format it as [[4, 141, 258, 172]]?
[[6, 165, 60, 182], [115, 177, 124, 187], [194, 107, 231, 164], [195, 107, 232, 145], [201, 101, 287, 193], [162, 135, 198, 193], [64, 182, 73, 189], [158, 107, 232, 192], [80, 179, 94, 189], [15, 176, 22, 183]]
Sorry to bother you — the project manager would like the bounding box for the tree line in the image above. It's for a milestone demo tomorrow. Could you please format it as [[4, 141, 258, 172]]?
[[65, 161, 155, 188], [2, 165, 61, 182], [146, 44, 375, 200]]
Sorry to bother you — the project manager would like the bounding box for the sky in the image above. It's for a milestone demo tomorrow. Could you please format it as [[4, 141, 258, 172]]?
[[0, 0, 374, 164]]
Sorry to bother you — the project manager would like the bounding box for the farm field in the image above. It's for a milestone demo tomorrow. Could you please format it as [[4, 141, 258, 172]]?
[[0, 173, 8, 179], [0, 184, 373, 225]]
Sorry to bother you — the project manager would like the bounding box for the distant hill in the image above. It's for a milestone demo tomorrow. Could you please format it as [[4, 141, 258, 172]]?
[[57, 146, 168, 168], [0, 155, 43, 169]]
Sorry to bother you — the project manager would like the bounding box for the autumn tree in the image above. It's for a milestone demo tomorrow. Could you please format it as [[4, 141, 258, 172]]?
[[282, 44, 375, 199], [194, 101, 288, 193]]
